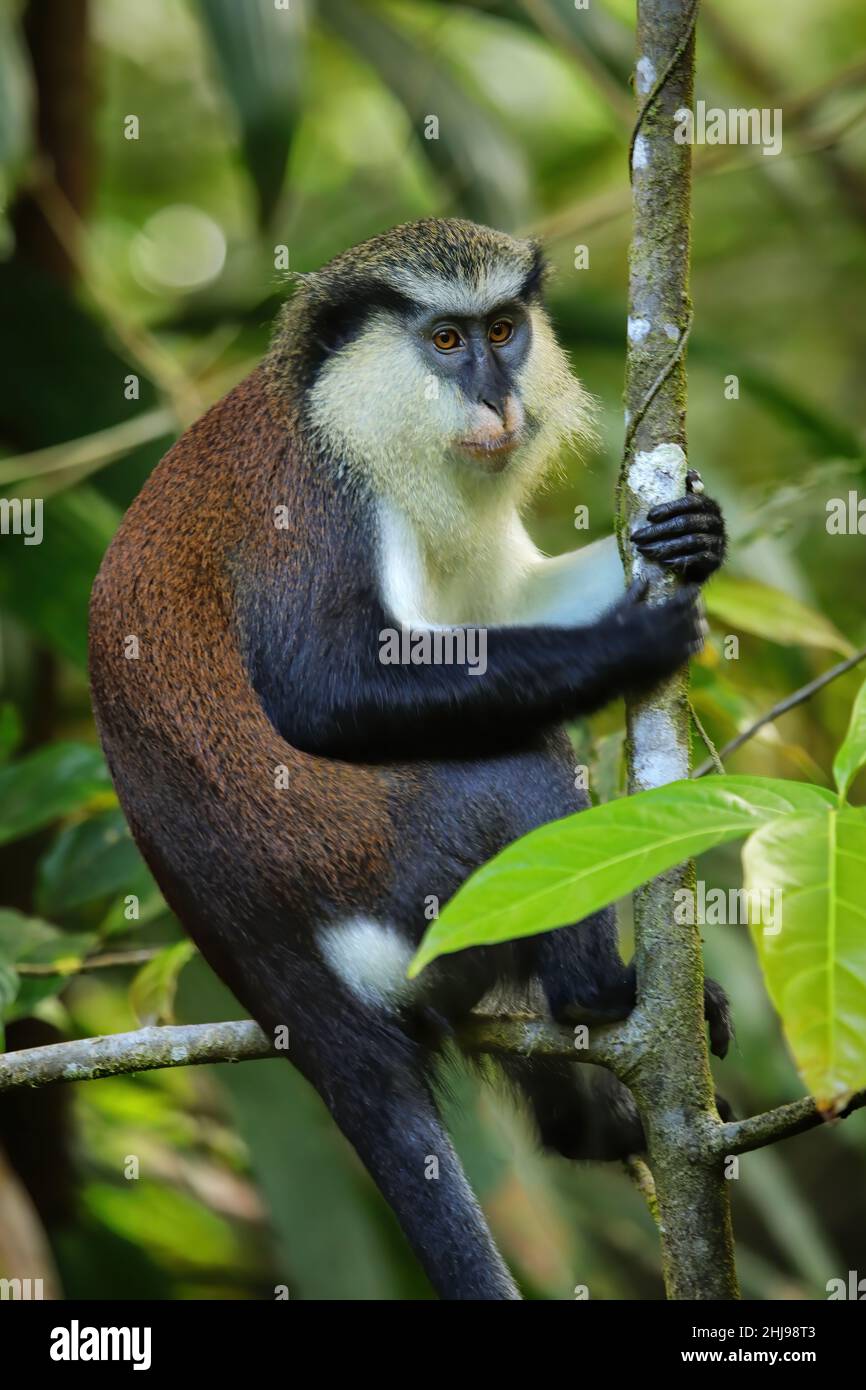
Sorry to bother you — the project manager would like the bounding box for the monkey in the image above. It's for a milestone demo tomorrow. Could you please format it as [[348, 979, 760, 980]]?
[[89, 218, 729, 1301]]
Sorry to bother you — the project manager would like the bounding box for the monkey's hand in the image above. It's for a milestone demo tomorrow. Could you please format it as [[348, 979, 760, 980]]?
[[630, 472, 726, 583], [605, 579, 705, 692]]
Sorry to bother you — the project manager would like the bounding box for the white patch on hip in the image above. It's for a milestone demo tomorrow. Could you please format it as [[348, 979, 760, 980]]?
[[318, 918, 416, 1010]]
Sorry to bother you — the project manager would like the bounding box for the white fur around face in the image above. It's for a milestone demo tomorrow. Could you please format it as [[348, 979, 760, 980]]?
[[308, 300, 592, 556], [318, 918, 415, 1010], [307, 271, 606, 632]]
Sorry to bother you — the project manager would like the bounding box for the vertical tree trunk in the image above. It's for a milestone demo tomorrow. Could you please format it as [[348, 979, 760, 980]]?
[[617, 0, 738, 1300]]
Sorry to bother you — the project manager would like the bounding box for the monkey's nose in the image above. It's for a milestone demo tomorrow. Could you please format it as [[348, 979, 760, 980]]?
[[479, 395, 505, 422]]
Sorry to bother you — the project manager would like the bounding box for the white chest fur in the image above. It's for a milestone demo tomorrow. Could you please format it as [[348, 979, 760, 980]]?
[[376, 500, 624, 631], [376, 499, 538, 629]]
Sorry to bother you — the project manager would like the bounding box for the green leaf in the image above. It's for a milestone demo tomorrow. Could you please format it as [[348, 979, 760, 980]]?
[[0, 910, 96, 1022], [833, 676, 866, 801], [98, 884, 169, 937], [36, 809, 157, 917], [0, 258, 164, 665], [198, 0, 304, 227], [409, 775, 836, 976], [0, 4, 31, 167], [0, 743, 113, 846], [744, 807, 866, 1111], [0, 962, 19, 1023], [0, 908, 67, 962], [588, 729, 625, 804], [0, 488, 120, 667], [0, 911, 95, 978], [0, 910, 95, 974], [319, 0, 529, 227], [0, 703, 22, 763], [704, 576, 854, 657], [129, 941, 196, 1026], [8, 974, 75, 1024]]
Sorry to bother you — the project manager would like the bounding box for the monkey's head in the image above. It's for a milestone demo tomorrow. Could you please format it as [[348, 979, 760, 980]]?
[[271, 219, 594, 547]]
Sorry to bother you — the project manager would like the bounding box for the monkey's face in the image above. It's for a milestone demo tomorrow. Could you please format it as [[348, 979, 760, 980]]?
[[300, 220, 595, 548], [412, 303, 532, 475], [308, 298, 588, 476]]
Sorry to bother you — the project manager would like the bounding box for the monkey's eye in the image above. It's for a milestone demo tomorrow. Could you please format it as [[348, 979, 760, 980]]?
[[432, 325, 463, 352], [488, 319, 514, 345]]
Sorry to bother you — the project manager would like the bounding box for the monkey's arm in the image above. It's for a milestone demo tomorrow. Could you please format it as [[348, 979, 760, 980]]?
[[266, 582, 702, 760], [516, 492, 726, 627], [517, 535, 625, 627]]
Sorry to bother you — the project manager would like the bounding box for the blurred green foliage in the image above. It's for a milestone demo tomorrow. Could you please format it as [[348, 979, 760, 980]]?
[[0, 0, 865, 1300]]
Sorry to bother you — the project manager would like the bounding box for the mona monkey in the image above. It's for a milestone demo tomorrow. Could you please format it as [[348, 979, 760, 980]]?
[[89, 218, 729, 1300]]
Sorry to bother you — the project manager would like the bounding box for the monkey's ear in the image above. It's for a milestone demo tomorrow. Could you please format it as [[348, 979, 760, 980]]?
[[284, 269, 319, 294], [519, 239, 551, 302]]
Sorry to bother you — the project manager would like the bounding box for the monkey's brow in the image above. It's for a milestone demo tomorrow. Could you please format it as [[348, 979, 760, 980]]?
[[408, 297, 525, 326]]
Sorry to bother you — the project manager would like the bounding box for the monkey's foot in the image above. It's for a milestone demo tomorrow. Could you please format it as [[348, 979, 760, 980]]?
[[553, 967, 734, 1060], [704, 975, 734, 1059]]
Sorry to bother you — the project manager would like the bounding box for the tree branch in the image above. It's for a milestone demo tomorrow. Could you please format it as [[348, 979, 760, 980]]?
[[692, 645, 866, 777], [623, 1155, 662, 1226], [0, 1014, 626, 1095], [0, 1021, 273, 1093], [714, 1090, 866, 1157], [617, 0, 739, 1300], [4, 1017, 861, 1167], [16, 947, 163, 977]]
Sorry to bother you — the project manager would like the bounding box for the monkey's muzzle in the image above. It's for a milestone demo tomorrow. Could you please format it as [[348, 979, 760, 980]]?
[[456, 396, 525, 472], [456, 430, 522, 472]]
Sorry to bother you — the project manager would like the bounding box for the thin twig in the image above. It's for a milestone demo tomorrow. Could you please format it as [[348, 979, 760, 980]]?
[[690, 700, 725, 774], [16, 948, 162, 978], [4, 1019, 862, 1172], [0, 408, 176, 487], [31, 173, 203, 426], [692, 645, 866, 777], [0, 1021, 273, 1093], [623, 1154, 661, 1227], [714, 1090, 866, 1157], [3, 356, 257, 502]]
